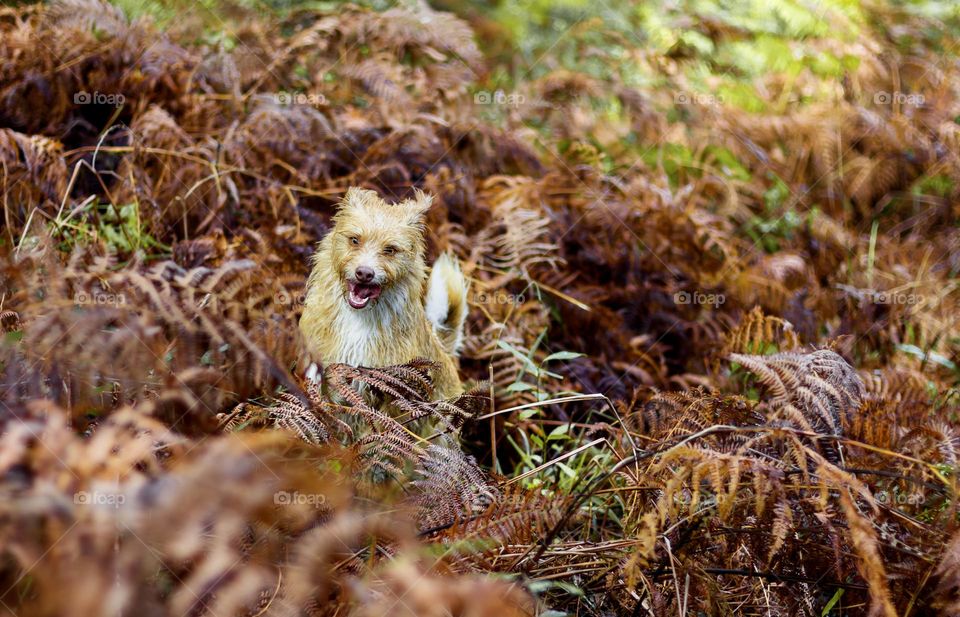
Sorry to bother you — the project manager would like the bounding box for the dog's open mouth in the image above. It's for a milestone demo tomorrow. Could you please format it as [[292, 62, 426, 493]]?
[[347, 281, 382, 309]]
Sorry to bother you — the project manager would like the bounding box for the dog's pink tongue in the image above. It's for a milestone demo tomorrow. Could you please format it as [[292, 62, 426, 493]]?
[[354, 283, 381, 300], [348, 282, 382, 308]]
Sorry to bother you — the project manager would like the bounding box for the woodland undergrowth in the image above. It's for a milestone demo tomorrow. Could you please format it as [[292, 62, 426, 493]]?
[[0, 1, 958, 615]]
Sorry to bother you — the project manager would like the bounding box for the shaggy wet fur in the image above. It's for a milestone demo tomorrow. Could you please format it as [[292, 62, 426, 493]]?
[[299, 188, 468, 399]]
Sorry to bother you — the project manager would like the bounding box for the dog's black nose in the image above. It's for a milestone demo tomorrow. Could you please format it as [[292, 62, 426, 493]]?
[[355, 266, 375, 283]]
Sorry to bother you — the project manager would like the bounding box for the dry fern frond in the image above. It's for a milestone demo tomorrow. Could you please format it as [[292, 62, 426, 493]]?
[[412, 444, 499, 533], [721, 306, 801, 358], [837, 491, 898, 617], [629, 387, 760, 442], [435, 484, 565, 567], [0, 129, 67, 235], [352, 559, 536, 617], [728, 349, 864, 437], [932, 530, 960, 616]]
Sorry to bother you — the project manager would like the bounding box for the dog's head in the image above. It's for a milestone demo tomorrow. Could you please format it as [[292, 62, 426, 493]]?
[[328, 187, 430, 310]]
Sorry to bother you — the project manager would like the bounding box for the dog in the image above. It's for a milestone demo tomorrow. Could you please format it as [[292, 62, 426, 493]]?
[[299, 187, 468, 400]]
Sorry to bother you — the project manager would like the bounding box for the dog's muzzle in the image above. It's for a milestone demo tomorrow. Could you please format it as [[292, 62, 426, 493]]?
[[347, 280, 382, 309]]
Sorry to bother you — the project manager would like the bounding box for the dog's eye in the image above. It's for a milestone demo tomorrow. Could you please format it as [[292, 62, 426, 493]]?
[[383, 246, 398, 256], [349, 236, 360, 246]]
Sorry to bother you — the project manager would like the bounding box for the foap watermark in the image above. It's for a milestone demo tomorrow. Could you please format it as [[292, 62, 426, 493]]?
[[674, 290, 725, 307], [274, 490, 326, 507], [74, 490, 126, 507], [674, 91, 724, 106], [836, 284, 929, 308], [275, 91, 327, 106], [75, 291, 127, 307], [274, 291, 307, 308], [474, 290, 525, 306], [874, 91, 925, 107], [474, 90, 526, 108], [873, 90, 927, 107], [875, 489, 926, 506], [867, 290, 925, 306], [74, 91, 125, 107]]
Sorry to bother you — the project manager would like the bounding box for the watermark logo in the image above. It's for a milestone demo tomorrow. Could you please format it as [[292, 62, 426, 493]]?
[[275, 91, 326, 106], [474, 290, 525, 306], [875, 489, 925, 506], [74, 91, 125, 107], [867, 290, 925, 306], [874, 91, 924, 106], [75, 291, 127, 307], [274, 490, 326, 507], [74, 490, 126, 506], [674, 91, 724, 106], [474, 90, 526, 108], [274, 291, 307, 308], [674, 290, 725, 307]]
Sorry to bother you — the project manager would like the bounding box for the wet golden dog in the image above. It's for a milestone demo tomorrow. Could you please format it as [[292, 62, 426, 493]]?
[[299, 187, 468, 399]]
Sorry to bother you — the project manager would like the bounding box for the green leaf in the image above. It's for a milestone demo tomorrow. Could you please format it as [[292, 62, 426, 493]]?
[[506, 382, 537, 392], [497, 340, 540, 373], [896, 344, 957, 370], [518, 408, 540, 421], [821, 588, 844, 615]]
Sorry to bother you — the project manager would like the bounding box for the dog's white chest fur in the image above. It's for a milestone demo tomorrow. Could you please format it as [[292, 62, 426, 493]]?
[[329, 304, 393, 366]]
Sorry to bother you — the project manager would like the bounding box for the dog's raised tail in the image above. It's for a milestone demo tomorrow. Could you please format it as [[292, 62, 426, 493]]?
[[425, 252, 469, 356]]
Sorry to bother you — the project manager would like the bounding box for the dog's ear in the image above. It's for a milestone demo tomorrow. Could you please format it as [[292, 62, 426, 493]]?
[[337, 187, 379, 212], [402, 188, 432, 226]]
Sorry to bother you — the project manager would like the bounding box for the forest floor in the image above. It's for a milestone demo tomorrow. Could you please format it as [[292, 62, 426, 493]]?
[[0, 0, 959, 615]]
